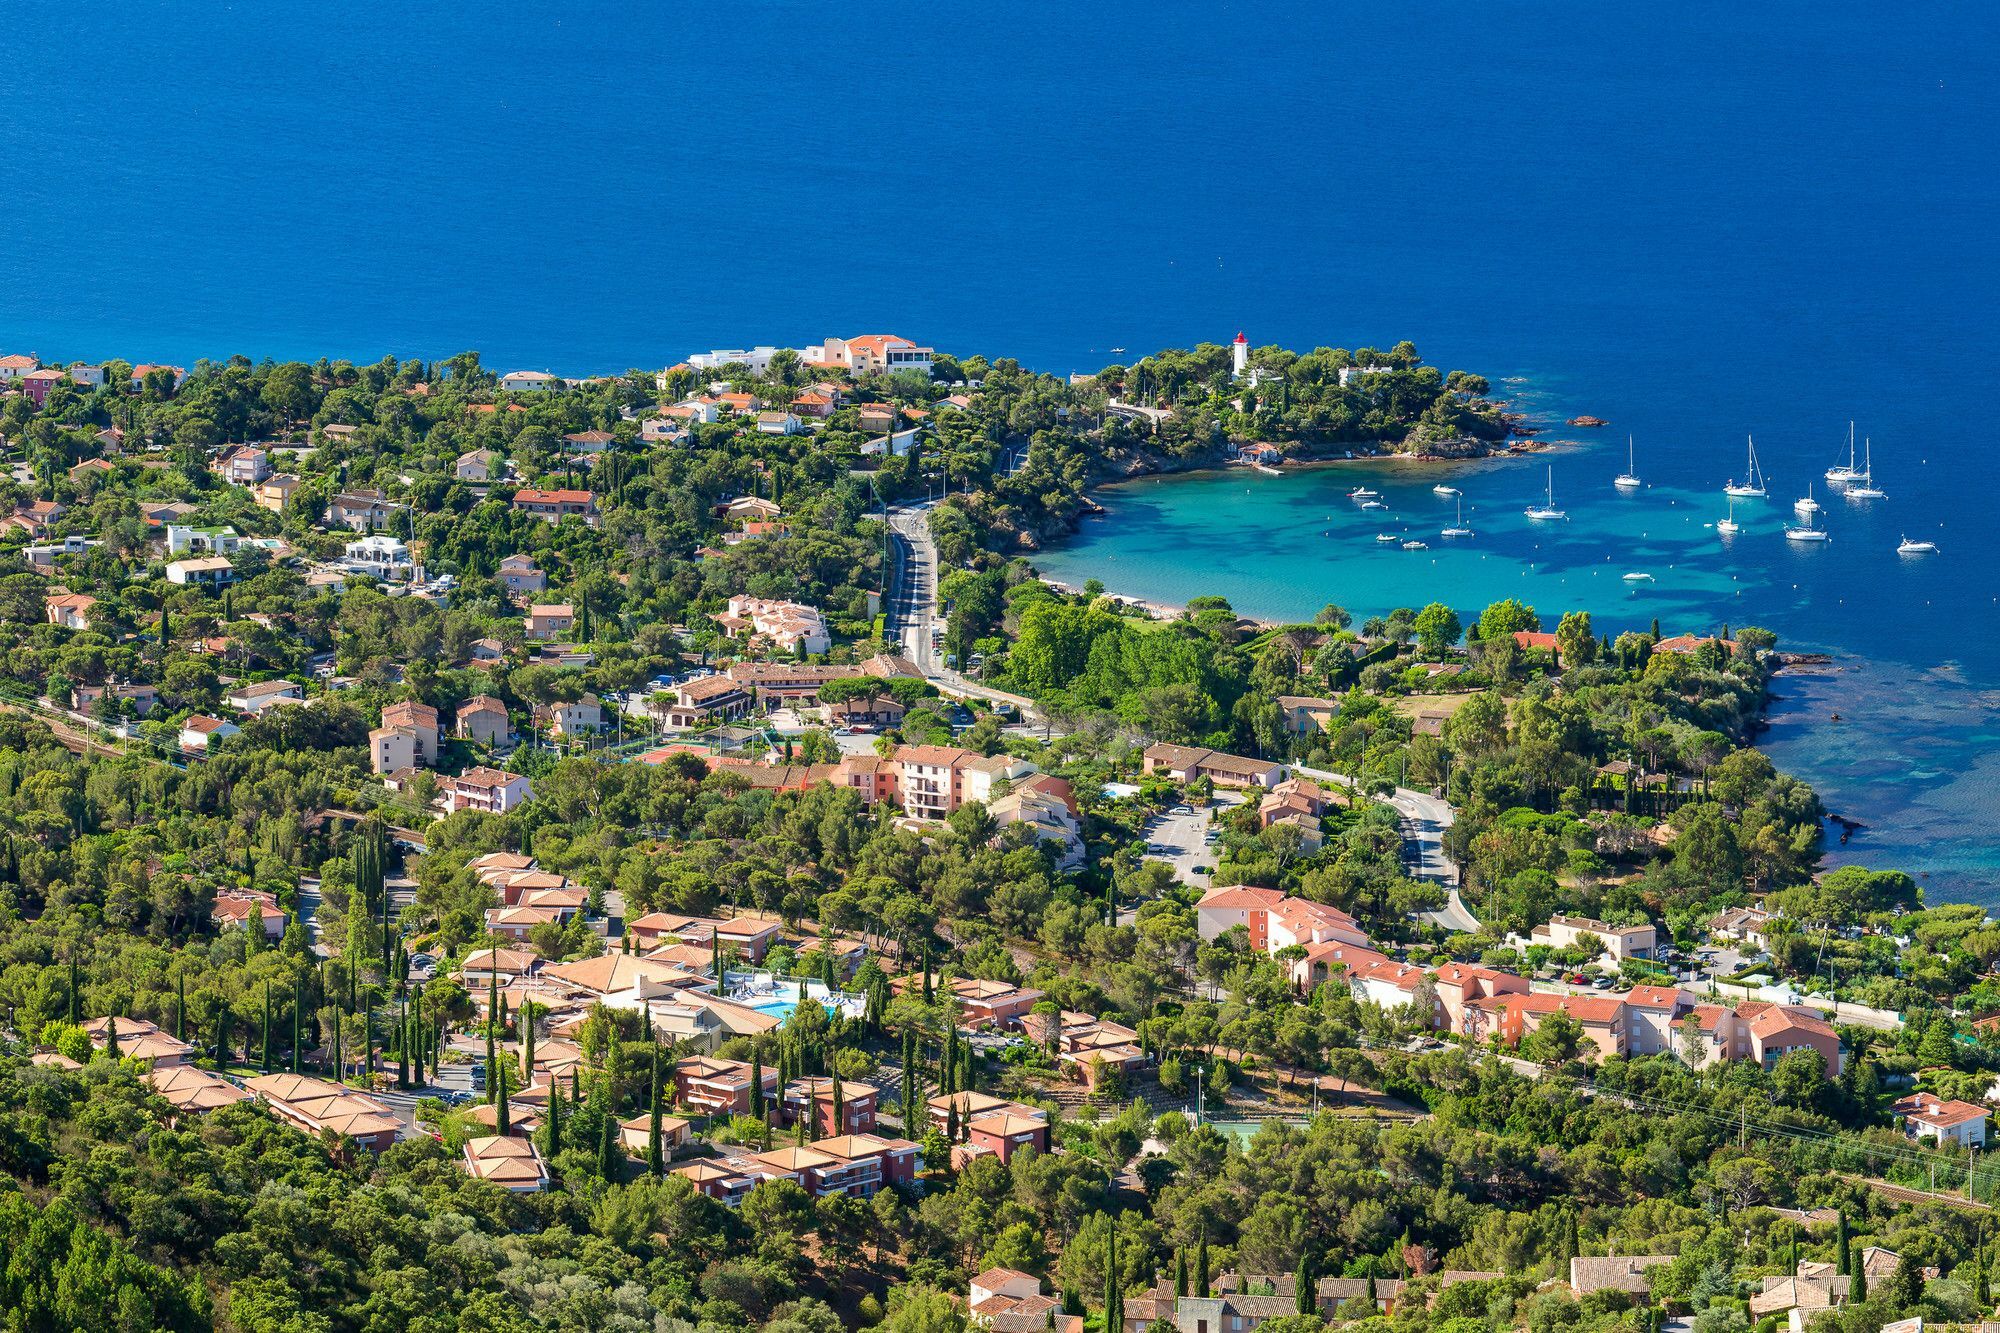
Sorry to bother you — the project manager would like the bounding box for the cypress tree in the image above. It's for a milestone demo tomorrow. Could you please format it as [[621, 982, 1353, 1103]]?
[[68, 959, 80, 1024], [1174, 1247, 1188, 1298], [397, 993, 410, 1089], [1851, 1259, 1867, 1303], [831, 1074, 845, 1134], [215, 999, 229, 1068], [597, 1110, 616, 1180], [175, 966, 186, 1041], [261, 983, 273, 1072], [1195, 1232, 1210, 1297], [543, 1086, 564, 1160], [104, 1014, 121, 1058], [495, 1053, 511, 1135], [750, 1048, 766, 1119], [1837, 1210, 1851, 1275], [522, 1002, 536, 1082], [330, 1013, 342, 1081], [1297, 1248, 1314, 1316], [1104, 1216, 1120, 1331], [570, 1066, 580, 1103], [647, 1052, 664, 1177], [960, 1042, 974, 1094], [291, 975, 303, 1073], [365, 1001, 375, 1080], [486, 971, 499, 1104], [1976, 1229, 1991, 1308]]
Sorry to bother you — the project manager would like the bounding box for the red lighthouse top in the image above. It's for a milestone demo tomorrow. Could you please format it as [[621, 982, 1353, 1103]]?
[[1233, 331, 1248, 344]]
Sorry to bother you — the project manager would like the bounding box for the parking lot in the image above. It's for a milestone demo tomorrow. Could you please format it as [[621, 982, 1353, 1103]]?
[[1138, 800, 1228, 886]]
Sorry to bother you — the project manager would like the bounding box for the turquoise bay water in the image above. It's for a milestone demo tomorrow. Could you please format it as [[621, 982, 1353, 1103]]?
[[1032, 435, 2000, 901]]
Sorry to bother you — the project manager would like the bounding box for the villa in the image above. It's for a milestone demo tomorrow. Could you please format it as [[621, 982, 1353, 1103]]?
[[1140, 743, 1286, 789]]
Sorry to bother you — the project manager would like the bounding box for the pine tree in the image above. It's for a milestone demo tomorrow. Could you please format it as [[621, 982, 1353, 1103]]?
[[647, 1052, 664, 1177]]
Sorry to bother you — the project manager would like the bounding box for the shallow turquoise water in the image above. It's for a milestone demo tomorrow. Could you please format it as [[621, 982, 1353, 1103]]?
[[1032, 442, 2000, 903]]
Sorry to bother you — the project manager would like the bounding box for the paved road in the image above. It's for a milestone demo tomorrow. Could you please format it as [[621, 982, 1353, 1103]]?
[[884, 501, 1042, 721], [1292, 765, 1476, 932]]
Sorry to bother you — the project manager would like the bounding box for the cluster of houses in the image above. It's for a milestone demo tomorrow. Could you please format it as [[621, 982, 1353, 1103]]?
[[1196, 882, 1853, 1078]]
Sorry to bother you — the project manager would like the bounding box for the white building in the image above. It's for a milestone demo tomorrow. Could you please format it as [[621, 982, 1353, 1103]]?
[[717, 596, 830, 655], [499, 370, 559, 392], [179, 715, 240, 751], [686, 347, 783, 376], [441, 767, 534, 815], [1894, 1093, 1988, 1148], [165, 524, 241, 556], [342, 534, 416, 581]]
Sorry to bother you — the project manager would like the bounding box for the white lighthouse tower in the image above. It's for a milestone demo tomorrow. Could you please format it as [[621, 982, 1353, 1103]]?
[[1231, 331, 1249, 378]]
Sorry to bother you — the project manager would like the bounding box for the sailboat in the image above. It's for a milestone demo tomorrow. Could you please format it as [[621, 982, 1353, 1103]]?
[[1348, 486, 1381, 501], [1524, 466, 1566, 520], [1614, 436, 1641, 489], [1716, 497, 1740, 536], [1784, 507, 1830, 543], [1826, 421, 1863, 486], [1724, 436, 1767, 498], [1845, 437, 1886, 499], [1441, 497, 1474, 538], [1794, 482, 1820, 517]]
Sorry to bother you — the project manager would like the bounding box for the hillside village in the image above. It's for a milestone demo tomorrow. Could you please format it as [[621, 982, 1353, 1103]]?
[[3, 340, 2000, 1332]]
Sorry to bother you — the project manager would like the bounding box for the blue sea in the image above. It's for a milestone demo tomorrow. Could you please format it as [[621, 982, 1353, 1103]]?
[[1, 3, 1996, 898]]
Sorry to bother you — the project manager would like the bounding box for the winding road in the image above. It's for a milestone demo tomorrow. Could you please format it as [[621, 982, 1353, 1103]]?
[[1292, 764, 1479, 933]]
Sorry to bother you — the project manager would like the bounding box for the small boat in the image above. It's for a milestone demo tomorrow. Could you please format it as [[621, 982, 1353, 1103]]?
[[1401, 540, 1429, 551], [1897, 536, 1938, 554], [1441, 497, 1474, 539], [1433, 484, 1461, 497], [1724, 435, 1768, 498], [1716, 496, 1740, 536], [1525, 465, 1566, 520], [1794, 483, 1821, 517], [1110, 347, 1126, 354], [1360, 499, 1387, 510], [1622, 572, 1654, 582], [1613, 435, 1641, 490], [1784, 509, 1830, 543], [1826, 421, 1863, 485], [1844, 437, 1886, 498], [1375, 533, 1400, 544], [1348, 487, 1381, 501]]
